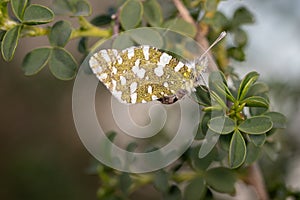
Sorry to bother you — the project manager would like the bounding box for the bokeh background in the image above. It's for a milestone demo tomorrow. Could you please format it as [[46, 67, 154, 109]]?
[[1, 0, 300, 199]]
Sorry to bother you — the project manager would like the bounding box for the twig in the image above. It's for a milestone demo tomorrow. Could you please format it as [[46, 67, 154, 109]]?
[[171, 0, 209, 50], [112, 8, 121, 37], [245, 163, 269, 200], [172, 0, 196, 25]]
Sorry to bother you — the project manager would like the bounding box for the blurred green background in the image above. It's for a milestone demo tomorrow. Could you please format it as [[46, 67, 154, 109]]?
[[1, 0, 300, 199]]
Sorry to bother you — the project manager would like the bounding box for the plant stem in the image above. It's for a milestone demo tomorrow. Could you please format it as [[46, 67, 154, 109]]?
[[172, 0, 196, 25], [245, 163, 269, 200], [71, 16, 111, 39]]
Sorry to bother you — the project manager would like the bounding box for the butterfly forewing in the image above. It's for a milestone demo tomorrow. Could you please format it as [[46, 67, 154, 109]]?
[[89, 46, 195, 104]]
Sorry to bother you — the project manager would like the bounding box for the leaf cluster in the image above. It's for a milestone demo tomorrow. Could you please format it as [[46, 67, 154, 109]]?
[[196, 71, 286, 168]]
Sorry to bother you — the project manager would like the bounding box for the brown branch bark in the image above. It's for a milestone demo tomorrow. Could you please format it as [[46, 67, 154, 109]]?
[[172, 0, 195, 25], [171, 0, 209, 49], [245, 163, 269, 200]]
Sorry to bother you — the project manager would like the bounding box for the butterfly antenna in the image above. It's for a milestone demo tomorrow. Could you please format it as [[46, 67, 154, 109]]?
[[198, 31, 227, 62], [194, 31, 227, 88]]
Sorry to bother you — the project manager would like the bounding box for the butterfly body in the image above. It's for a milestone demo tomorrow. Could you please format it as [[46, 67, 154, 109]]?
[[89, 45, 202, 104]]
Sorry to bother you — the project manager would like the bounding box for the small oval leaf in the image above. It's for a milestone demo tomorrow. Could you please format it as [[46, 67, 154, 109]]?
[[183, 177, 206, 200], [49, 21, 72, 47], [190, 145, 216, 171], [163, 18, 197, 38], [49, 47, 77, 80], [73, 1, 91, 16], [205, 167, 236, 194], [164, 185, 182, 200], [264, 112, 287, 129], [245, 142, 261, 165], [120, 0, 143, 30], [234, 28, 248, 47], [246, 82, 269, 98], [23, 4, 54, 24], [22, 47, 51, 75], [249, 134, 266, 147], [1, 25, 21, 61], [229, 130, 246, 168], [227, 47, 245, 61], [232, 7, 255, 26], [143, 0, 163, 26], [119, 173, 132, 194], [154, 170, 169, 193], [208, 116, 235, 134], [237, 71, 259, 100], [198, 130, 220, 158], [129, 28, 164, 48], [238, 116, 273, 134], [52, 0, 91, 16], [11, 0, 28, 21], [242, 96, 269, 108], [112, 33, 135, 49], [91, 15, 112, 26]]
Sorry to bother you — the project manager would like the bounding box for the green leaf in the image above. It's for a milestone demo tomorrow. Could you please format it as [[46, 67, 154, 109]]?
[[23, 4, 54, 24], [208, 11, 229, 32], [72, 0, 91, 16], [164, 185, 182, 200], [22, 47, 51, 75], [194, 85, 211, 106], [1, 25, 21, 61], [237, 71, 259, 101], [208, 71, 230, 103], [204, 167, 236, 194], [112, 33, 135, 49], [49, 47, 77, 80], [249, 107, 268, 116], [227, 46, 245, 61], [245, 142, 261, 165], [143, 0, 163, 26], [163, 18, 197, 38], [208, 116, 235, 134], [195, 112, 211, 140], [49, 21, 72, 47], [249, 134, 266, 146], [78, 37, 88, 54], [0, 30, 6, 42], [264, 112, 287, 129], [91, 15, 112, 26], [241, 96, 269, 108], [219, 134, 232, 151], [11, 0, 28, 20], [120, 0, 143, 30], [233, 28, 248, 47], [154, 170, 169, 193], [119, 173, 132, 195], [229, 130, 246, 168], [183, 177, 206, 200], [198, 129, 220, 158], [52, 0, 91, 16], [246, 82, 269, 98], [190, 145, 216, 171], [205, 0, 218, 12], [232, 7, 255, 26], [238, 116, 273, 134], [130, 28, 164, 48]]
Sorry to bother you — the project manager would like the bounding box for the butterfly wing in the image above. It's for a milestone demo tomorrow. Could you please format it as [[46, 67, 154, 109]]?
[[89, 46, 194, 104]]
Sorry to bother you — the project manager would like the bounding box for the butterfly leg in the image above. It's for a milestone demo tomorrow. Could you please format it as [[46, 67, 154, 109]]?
[[157, 95, 178, 104], [157, 89, 188, 104]]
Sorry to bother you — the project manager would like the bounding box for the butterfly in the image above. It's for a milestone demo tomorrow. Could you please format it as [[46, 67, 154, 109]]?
[[89, 32, 226, 104]]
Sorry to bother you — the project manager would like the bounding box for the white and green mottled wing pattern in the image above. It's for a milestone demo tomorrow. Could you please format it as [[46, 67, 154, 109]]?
[[89, 46, 195, 104]]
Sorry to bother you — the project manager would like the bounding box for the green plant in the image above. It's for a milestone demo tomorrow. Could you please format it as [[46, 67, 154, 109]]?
[[0, 0, 291, 199]]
